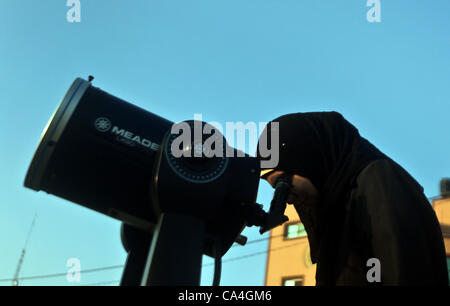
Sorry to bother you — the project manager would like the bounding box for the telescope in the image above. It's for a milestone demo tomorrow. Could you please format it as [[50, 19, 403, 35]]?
[[24, 77, 291, 285]]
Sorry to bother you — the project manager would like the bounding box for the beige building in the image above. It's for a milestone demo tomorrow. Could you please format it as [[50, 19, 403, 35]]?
[[265, 180, 450, 286], [432, 196, 450, 281], [265, 204, 317, 286]]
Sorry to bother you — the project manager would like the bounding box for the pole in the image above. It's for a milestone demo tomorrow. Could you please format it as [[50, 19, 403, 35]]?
[[12, 214, 37, 286]]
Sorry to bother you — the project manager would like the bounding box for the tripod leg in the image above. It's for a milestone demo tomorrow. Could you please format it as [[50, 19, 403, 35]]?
[[120, 246, 150, 286], [141, 213, 205, 286], [119, 224, 152, 286]]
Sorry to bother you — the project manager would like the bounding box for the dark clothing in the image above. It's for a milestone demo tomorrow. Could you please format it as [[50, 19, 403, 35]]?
[[305, 159, 448, 285], [258, 111, 448, 285], [258, 112, 389, 263]]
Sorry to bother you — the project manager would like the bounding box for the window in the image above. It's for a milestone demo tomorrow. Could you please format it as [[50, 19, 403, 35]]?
[[284, 222, 307, 239], [283, 277, 303, 286]]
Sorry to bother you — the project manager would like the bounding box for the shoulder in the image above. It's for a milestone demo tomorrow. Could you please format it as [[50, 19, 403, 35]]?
[[348, 159, 429, 235], [355, 159, 424, 194], [348, 159, 428, 221]]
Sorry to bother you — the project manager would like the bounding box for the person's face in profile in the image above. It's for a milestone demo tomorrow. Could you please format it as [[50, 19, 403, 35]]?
[[263, 170, 319, 207]]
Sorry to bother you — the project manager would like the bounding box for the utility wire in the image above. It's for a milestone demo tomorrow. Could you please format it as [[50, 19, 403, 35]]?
[[0, 265, 124, 283], [0, 237, 302, 283], [83, 280, 121, 286], [2, 194, 444, 284], [59, 243, 305, 286], [203, 242, 303, 267], [15, 242, 304, 286], [231, 233, 285, 247]]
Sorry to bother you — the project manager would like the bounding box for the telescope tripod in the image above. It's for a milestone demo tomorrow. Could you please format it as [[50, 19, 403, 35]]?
[[120, 213, 207, 286]]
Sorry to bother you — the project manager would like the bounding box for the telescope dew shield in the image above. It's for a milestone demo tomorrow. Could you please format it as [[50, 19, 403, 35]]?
[[24, 78, 173, 229]]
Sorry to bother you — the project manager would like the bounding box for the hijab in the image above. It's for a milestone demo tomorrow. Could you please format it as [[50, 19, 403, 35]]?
[[257, 111, 389, 282]]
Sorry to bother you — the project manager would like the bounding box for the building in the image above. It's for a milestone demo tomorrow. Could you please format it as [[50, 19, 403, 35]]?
[[432, 195, 450, 282], [264, 204, 317, 286], [265, 179, 450, 285]]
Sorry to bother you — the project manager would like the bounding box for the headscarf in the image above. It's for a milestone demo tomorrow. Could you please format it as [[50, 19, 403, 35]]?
[[257, 111, 389, 283]]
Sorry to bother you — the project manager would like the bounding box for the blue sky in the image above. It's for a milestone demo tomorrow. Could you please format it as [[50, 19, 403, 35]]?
[[0, 0, 449, 286]]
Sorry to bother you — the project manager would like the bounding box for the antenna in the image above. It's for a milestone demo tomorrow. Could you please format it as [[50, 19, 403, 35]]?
[[12, 214, 37, 286]]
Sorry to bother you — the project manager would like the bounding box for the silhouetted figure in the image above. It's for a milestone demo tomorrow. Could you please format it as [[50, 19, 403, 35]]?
[[258, 111, 448, 286]]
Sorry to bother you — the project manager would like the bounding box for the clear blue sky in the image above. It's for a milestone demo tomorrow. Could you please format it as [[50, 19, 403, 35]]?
[[0, 0, 449, 286]]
